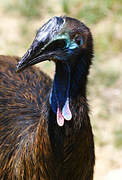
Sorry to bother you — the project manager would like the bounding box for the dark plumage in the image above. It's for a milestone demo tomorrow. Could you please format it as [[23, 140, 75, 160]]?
[[0, 16, 95, 180]]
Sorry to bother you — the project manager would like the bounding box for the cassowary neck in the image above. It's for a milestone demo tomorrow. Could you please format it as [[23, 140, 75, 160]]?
[[49, 55, 89, 122], [70, 57, 89, 98]]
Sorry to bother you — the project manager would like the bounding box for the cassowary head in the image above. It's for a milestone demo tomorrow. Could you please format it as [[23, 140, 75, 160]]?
[[17, 16, 93, 126]]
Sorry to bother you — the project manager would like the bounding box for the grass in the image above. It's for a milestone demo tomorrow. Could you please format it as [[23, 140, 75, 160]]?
[[61, 0, 122, 25], [2, 0, 44, 17], [61, 0, 70, 14], [90, 68, 120, 88], [78, 3, 107, 24], [114, 129, 122, 149], [16, 0, 43, 17]]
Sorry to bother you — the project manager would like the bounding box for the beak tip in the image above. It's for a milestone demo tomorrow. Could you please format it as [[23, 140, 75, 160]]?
[[16, 60, 24, 73], [16, 67, 20, 73]]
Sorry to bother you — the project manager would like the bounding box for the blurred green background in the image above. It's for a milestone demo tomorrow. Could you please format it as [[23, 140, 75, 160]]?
[[0, 0, 122, 179]]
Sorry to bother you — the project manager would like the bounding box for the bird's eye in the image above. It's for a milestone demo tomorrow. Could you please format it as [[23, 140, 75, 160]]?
[[75, 36, 83, 46]]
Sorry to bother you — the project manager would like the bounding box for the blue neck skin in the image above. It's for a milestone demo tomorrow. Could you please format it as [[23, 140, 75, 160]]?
[[49, 57, 88, 115], [49, 62, 70, 114]]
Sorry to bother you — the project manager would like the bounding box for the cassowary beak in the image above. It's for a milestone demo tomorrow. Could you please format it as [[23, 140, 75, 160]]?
[[16, 45, 52, 72], [16, 16, 65, 72]]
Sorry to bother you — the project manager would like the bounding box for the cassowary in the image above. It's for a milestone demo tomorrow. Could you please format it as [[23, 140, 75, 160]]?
[[0, 16, 95, 180]]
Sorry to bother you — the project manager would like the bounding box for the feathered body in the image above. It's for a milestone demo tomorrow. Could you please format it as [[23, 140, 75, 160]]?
[[0, 16, 95, 180]]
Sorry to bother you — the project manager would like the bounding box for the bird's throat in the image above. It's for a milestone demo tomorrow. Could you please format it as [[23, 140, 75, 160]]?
[[49, 62, 72, 126]]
